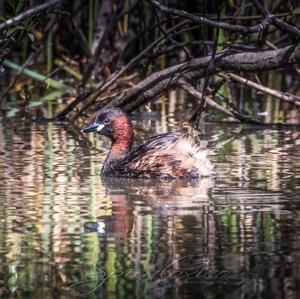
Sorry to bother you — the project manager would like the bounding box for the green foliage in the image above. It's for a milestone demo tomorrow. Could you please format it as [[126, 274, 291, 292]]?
[[5, 107, 19, 117], [40, 90, 68, 101], [6, 0, 26, 15], [3, 59, 71, 91]]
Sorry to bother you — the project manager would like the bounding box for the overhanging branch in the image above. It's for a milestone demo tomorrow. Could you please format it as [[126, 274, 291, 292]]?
[[114, 44, 300, 112]]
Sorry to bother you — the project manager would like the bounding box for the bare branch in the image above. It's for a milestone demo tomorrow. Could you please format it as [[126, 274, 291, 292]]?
[[81, 0, 115, 85], [221, 72, 300, 106], [55, 20, 189, 119], [178, 80, 236, 119], [114, 44, 300, 112], [251, 0, 300, 38], [0, 15, 59, 101], [0, 0, 66, 32], [146, 0, 273, 33]]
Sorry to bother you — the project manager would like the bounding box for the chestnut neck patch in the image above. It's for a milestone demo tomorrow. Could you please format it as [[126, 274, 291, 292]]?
[[110, 116, 134, 155]]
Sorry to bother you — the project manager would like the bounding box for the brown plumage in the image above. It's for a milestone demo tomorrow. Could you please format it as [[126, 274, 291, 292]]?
[[82, 108, 214, 180]]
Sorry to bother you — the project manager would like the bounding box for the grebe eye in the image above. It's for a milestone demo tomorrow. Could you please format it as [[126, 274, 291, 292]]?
[[104, 118, 110, 124]]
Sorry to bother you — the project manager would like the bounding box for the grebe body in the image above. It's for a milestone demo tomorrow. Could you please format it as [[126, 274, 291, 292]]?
[[82, 108, 214, 180]]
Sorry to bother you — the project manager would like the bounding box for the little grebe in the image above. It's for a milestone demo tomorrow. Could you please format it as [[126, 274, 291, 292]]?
[[81, 108, 214, 180]]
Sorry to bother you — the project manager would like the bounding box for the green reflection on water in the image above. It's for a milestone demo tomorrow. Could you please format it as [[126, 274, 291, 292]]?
[[0, 116, 300, 298]]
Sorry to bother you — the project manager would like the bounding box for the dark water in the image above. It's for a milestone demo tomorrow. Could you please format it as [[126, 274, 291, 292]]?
[[0, 114, 300, 299]]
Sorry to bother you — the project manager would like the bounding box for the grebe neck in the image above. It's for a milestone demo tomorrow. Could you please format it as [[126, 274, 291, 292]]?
[[102, 120, 133, 175], [108, 115, 134, 160], [110, 137, 133, 157]]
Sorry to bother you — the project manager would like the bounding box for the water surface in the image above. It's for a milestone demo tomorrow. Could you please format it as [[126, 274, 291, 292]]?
[[0, 115, 300, 299]]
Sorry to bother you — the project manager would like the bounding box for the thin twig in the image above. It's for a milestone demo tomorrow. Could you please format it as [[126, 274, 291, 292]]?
[[146, 0, 273, 33], [0, 0, 66, 32], [55, 20, 189, 119], [81, 0, 115, 85], [251, 0, 300, 38], [178, 80, 236, 119], [215, 92, 264, 124], [152, 7, 191, 59], [221, 72, 300, 106], [0, 15, 59, 100]]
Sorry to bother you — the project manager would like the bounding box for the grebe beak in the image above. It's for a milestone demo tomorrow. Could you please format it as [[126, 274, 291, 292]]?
[[81, 122, 104, 133]]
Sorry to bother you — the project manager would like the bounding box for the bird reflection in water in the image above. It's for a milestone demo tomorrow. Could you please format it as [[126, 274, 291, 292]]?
[[84, 177, 214, 237]]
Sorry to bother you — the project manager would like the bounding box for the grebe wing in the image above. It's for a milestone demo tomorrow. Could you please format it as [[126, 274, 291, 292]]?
[[139, 131, 185, 150], [127, 131, 187, 159], [116, 131, 213, 179]]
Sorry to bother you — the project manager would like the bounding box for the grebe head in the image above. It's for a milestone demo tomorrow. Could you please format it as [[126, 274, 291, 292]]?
[[82, 108, 134, 153]]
